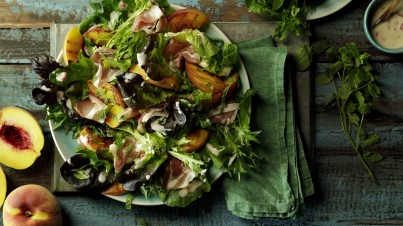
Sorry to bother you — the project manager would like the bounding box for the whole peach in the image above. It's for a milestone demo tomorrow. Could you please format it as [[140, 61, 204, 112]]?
[[2, 184, 62, 226]]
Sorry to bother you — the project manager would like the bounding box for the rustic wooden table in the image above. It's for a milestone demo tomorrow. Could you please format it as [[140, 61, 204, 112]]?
[[1, 0, 402, 225]]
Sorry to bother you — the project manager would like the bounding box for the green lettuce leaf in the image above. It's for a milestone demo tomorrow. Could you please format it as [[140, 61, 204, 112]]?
[[49, 53, 97, 87], [155, 181, 211, 207], [167, 30, 238, 76]]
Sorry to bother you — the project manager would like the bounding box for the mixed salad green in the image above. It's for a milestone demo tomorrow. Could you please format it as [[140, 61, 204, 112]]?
[[32, 0, 259, 207]]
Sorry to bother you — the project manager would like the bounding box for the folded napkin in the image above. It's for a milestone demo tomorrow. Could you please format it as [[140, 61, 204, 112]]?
[[222, 36, 315, 219]]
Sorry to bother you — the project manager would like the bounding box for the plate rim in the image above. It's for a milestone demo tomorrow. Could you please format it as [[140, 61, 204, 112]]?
[[307, 0, 352, 20]]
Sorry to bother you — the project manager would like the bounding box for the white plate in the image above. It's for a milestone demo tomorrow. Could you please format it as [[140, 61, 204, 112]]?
[[50, 6, 249, 206], [307, 0, 352, 20]]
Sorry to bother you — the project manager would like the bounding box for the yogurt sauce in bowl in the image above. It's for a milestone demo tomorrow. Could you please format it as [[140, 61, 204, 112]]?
[[371, 0, 403, 49]]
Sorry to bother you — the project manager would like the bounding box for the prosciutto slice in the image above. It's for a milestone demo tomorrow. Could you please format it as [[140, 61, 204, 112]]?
[[109, 139, 139, 173], [131, 5, 167, 34], [173, 46, 200, 69], [163, 39, 190, 60], [74, 94, 107, 123], [163, 157, 196, 189], [209, 103, 239, 126], [91, 48, 120, 88]]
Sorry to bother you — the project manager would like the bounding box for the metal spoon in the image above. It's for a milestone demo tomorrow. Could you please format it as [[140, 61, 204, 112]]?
[[373, 0, 401, 28]]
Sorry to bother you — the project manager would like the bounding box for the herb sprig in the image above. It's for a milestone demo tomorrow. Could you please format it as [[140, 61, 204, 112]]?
[[245, 0, 324, 40], [315, 42, 383, 183]]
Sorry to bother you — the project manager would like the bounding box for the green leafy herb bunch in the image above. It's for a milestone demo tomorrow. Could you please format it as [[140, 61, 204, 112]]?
[[316, 42, 383, 184]]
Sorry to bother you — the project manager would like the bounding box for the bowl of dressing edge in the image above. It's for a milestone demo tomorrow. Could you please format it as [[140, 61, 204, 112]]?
[[364, 0, 403, 54]]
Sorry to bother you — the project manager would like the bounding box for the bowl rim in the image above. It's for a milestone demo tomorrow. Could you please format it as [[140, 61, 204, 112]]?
[[363, 0, 403, 54]]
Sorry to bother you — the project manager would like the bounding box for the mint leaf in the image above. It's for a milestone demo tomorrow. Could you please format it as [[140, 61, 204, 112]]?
[[363, 151, 383, 163], [318, 42, 382, 183], [295, 44, 312, 71]]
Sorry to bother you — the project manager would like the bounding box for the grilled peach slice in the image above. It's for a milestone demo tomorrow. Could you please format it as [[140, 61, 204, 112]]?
[[63, 26, 84, 66], [167, 9, 209, 32], [129, 64, 179, 91], [104, 105, 124, 128], [182, 128, 209, 152], [211, 71, 239, 106], [82, 26, 113, 46], [87, 81, 126, 107], [78, 127, 113, 152], [102, 182, 128, 196], [185, 61, 226, 93]]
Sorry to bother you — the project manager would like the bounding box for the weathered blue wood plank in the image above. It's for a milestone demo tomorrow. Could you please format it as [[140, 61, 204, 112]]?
[[315, 62, 403, 152], [0, 28, 49, 63], [2, 152, 401, 225], [0, 0, 257, 28], [0, 65, 48, 130]]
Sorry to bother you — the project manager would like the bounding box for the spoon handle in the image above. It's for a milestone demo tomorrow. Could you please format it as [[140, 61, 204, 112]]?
[[373, 0, 401, 28]]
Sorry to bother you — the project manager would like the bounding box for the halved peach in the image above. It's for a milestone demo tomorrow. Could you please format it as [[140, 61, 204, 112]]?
[[185, 61, 226, 93], [0, 107, 44, 170], [167, 9, 209, 32], [0, 166, 6, 208]]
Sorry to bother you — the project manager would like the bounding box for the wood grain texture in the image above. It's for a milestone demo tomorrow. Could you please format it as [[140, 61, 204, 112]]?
[[0, 28, 49, 63], [0, 0, 262, 28], [0, 0, 87, 27], [0, 64, 49, 130], [4, 153, 399, 226], [0, 0, 402, 225]]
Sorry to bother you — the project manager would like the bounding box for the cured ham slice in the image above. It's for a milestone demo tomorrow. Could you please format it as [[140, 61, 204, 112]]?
[[173, 46, 200, 69], [91, 48, 120, 88], [74, 94, 107, 122], [109, 139, 139, 173], [132, 5, 167, 34], [93, 64, 120, 88], [163, 157, 196, 189], [209, 103, 239, 126], [163, 39, 190, 60]]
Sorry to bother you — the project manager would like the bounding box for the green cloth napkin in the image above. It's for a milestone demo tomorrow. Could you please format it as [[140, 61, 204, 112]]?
[[222, 36, 315, 219]]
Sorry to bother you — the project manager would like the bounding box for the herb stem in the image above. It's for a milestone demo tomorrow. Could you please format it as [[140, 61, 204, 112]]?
[[332, 75, 378, 184]]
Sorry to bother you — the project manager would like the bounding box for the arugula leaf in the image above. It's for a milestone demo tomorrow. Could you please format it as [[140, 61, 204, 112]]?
[[106, 29, 147, 66], [79, 0, 141, 33], [46, 104, 69, 130]]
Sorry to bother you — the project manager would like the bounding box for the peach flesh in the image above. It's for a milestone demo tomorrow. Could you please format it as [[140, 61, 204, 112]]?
[[0, 106, 44, 170], [0, 123, 33, 150]]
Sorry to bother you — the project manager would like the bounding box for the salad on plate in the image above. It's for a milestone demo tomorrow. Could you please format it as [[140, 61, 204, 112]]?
[[32, 0, 260, 207]]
